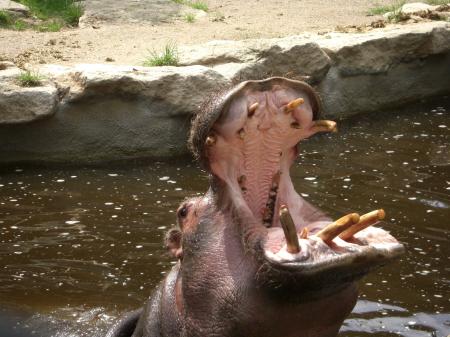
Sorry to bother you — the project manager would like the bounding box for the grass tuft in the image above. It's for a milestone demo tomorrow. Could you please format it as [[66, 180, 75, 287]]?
[[368, 1, 406, 16], [143, 44, 179, 67], [1, 1, 84, 31], [185, 13, 195, 23], [171, 0, 209, 12], [13, 20, 28, 30], [0, 10, 12, 27], [64, 2, 84, 25], [19, 0, 82, 22], [386, 1, 406, 22], [369, 0, 450, 23], [17, 70, 44, 87], [189, 1, 208, 11], [368, 5, 396, 16], [18, 0, 84, 27], [368, 1, 407, 22], [35, 20, 63, 32]]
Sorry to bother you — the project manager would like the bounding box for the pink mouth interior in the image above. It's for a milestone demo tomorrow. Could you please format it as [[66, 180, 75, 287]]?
[[206, 80, 402, 265]]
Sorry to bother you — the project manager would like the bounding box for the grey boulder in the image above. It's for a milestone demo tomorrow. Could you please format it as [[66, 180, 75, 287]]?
[[0, 63, 59, 124]]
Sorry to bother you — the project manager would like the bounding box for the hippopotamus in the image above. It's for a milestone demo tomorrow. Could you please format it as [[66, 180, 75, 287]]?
[[106, 77, 404, 337]]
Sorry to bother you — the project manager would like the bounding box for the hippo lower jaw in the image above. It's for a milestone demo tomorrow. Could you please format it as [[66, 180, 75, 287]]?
[[192, 77, 404, 289], [263, 225, 404, 290]]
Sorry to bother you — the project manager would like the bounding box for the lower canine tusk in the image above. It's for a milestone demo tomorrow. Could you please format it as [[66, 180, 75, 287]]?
[[279, 206, 301, 254], [284, 98, 304, 113], [311, 120, 337, 133], [316, 213, 360, 244], [339, 209, 386, 241]]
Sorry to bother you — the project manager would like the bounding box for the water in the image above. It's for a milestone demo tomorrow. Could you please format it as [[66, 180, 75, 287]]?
[[0, 99, 449, 337]]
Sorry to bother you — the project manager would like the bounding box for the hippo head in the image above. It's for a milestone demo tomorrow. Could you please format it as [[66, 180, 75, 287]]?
[[167, 78, 404, 336]]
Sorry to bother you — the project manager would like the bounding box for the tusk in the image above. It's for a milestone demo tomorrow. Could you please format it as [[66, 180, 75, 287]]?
[[279, 205, 301, 254], [205, 135, 216, 146], [284, 98, 304, 113], [339, 209, 386, 241], [300, 227, 308, 239], [311, 120, 337, 133], [238, 128, 245, 139], [316, 213, 360, 244], [248, 102, 259, 117]]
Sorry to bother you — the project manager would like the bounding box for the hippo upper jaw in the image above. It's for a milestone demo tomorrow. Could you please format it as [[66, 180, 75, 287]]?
[[189, 77, 404, 289]]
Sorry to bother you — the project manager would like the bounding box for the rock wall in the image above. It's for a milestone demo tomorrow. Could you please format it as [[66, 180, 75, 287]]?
[[0, 22, 449, 164]]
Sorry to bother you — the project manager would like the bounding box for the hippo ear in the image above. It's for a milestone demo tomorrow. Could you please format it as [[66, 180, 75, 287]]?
[[165, 228, 183, 259]]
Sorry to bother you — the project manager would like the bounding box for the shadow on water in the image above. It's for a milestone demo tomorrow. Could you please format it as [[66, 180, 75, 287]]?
[[0, 97, 449, 337]]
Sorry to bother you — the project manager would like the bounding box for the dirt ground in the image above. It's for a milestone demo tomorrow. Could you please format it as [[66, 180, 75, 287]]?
[[0, 0, 399, 66]]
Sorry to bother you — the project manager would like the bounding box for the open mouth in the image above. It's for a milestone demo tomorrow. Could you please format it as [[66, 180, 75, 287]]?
[[193, 77, 404, 278]]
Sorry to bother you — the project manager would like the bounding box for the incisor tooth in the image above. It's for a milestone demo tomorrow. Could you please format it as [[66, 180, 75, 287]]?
[[316, 213, 360, 244], [300, 227, 308, 239], [279, 205, 301, 254], [339, 209, 385, 241]]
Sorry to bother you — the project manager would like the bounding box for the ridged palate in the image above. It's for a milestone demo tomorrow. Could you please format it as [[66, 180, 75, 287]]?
[[242, 110, 288, 222]]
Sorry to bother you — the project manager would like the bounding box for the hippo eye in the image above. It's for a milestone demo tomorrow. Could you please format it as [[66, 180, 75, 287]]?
[[178, 205, 188, 218]]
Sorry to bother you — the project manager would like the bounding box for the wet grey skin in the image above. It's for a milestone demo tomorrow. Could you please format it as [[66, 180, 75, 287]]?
[[107, 77, 404, 337]]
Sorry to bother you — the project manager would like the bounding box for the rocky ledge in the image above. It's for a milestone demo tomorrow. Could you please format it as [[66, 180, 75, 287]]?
[[0, 21, 449, 164]]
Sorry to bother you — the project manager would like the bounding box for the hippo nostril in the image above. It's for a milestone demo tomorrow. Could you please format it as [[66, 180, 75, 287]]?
[[291, 122, 301, 129]]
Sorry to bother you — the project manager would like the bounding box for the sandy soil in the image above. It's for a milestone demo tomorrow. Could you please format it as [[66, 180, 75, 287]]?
[[0, 0, 399, 66]]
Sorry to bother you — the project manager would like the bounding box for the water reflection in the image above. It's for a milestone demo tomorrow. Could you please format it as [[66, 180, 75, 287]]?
[[0, 99, 449, 336], [344, 301, 450, 337]]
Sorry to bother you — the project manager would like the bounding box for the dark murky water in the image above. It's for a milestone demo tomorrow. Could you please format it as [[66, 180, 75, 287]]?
[[0, 99, 449, 337]]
